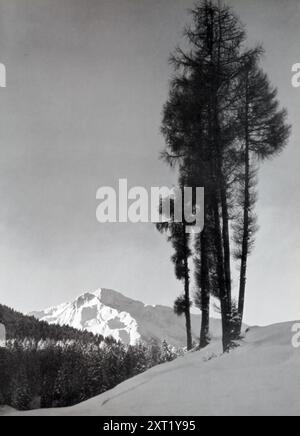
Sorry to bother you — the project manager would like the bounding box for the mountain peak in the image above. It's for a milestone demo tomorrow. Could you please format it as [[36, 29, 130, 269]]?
[[30, 288, 222, 347]]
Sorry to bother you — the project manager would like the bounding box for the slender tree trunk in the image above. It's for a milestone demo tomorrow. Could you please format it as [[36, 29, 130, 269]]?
[[209, 98, 233, 351], [183, 227, 193, 351], [220, 187, 232, 302], [237, 76, 250, 336], [216, 5, 232, 305], [213, 95, 233, 350], [199, 229, 210, 349], [213, 94, 232, 305], [212, 193, 231, 352], [206, 4, 232, 352]]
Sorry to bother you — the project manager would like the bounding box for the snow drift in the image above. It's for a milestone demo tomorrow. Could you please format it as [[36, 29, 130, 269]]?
[[7, 321, 300, 416]]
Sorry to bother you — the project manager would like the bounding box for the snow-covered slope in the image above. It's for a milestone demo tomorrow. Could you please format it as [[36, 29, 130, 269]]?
[[10, 321, 300, 416], [30, 288, 222, 347]]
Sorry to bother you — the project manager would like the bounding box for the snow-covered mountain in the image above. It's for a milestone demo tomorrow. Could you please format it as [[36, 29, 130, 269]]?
[[30, 288, 222, 347]]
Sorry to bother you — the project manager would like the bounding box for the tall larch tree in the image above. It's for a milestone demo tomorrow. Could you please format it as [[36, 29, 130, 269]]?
[[156, 195, 193, 351], [233, 56, 291, 335]]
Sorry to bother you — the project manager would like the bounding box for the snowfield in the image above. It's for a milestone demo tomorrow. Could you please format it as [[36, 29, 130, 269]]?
[[6, 321, 300, 416]]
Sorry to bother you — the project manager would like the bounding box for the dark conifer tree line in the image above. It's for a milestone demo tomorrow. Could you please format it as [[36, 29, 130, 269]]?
[[0, 305, 179, 411], [0, 338, 179, 410]]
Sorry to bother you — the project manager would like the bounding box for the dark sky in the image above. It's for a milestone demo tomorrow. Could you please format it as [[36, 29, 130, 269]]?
[[0, 0, 299, 325]]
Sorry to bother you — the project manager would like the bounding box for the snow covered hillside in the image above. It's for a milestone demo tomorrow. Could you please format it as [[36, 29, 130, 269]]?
[[30, 288, 222, 347], [8, 321, 300, 416]]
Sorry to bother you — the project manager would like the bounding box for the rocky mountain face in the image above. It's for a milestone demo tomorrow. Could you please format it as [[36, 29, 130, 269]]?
[[30, 288, 222, 347]]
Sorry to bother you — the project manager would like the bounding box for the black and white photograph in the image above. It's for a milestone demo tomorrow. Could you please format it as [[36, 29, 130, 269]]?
[[0, 0, 299, 419]]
